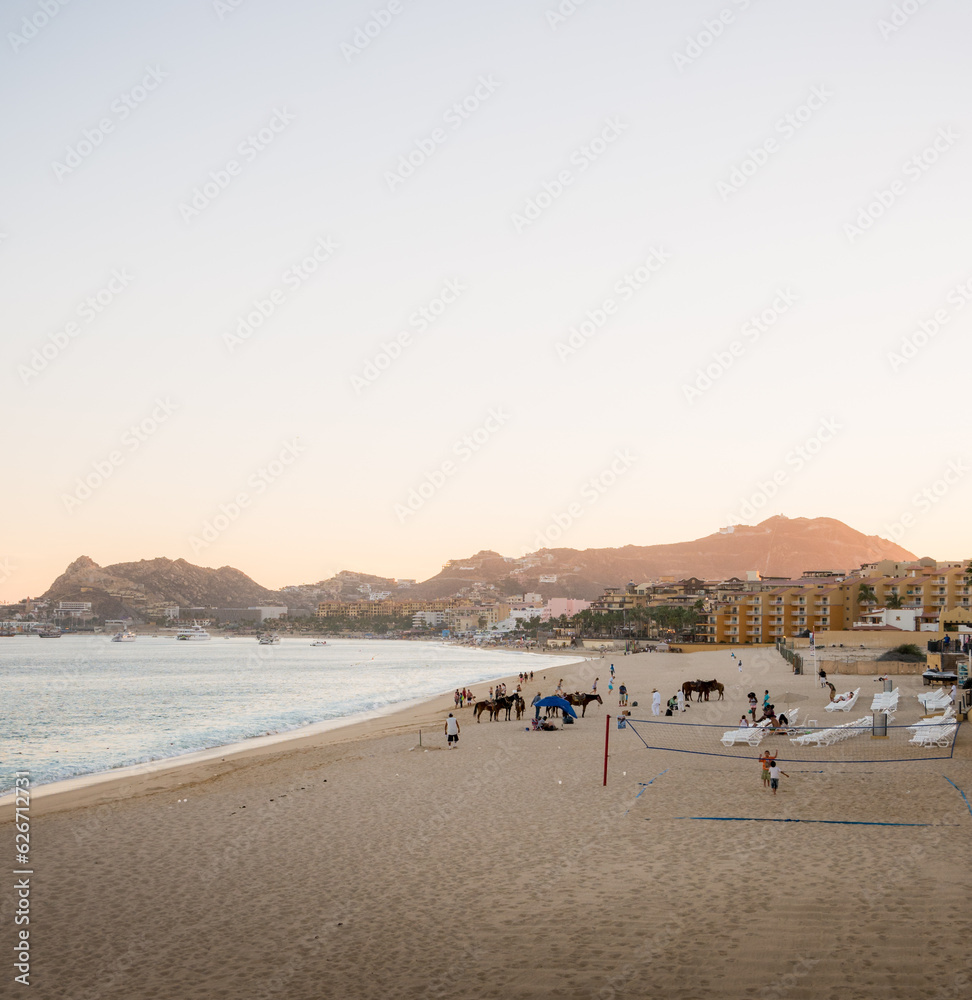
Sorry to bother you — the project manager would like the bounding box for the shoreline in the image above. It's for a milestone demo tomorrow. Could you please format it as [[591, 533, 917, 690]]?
[[1, 648, 588, 818]]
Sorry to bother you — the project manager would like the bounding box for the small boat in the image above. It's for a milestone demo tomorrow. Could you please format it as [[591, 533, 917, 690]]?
[[310, 640, 327, 646], [258, 633, 280, 645], [111, 629, 137, 642], [175, 626, 211, 641], [37, 628, 62, 638], [0, 628, 17, 637]]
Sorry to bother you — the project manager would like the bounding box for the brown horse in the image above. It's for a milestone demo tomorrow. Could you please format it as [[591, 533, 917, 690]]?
[[698, 679, 724, 701], [565, 692, 603, 717], [473, 700, 497, 722], [681, 680, 700, 701]]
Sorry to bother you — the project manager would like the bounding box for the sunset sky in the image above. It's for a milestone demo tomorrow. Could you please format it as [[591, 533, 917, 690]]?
[[4, 0, 972, 599]]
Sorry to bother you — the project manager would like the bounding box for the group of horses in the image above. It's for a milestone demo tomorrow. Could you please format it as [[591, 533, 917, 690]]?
[[471, 691, 604, 722], [472, 695, 525, 722], [681, 678, 725, 701]]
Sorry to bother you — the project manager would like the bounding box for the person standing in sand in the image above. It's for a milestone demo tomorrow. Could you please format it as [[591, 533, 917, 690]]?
[[652, 689, 661, 716], [760, 750, 775, 787], [445, 713, 460, 748], [593, 677, 599, 693], [618, 683, 628, 706], [677, 689, 685, 713], [769, 762, 788, 795]]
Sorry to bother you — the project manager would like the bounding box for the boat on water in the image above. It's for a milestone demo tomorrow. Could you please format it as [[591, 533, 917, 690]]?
[[37, 628, 62, 638], [175, 626, 211, 641], [0, 628, 17, 637], [257, 633, 280, 645], [111, 629, 137, 642], [310, 640, 327, 646]]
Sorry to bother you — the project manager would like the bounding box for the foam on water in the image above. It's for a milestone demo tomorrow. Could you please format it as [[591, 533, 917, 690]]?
[[0, 635, 579, 792]]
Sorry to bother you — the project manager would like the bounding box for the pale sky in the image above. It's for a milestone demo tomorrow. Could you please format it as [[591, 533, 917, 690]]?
[[3, 0, 971, 599]]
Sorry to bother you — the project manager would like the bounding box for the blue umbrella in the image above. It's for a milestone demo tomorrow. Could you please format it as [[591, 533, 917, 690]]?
[[535, 695, 577, 718]]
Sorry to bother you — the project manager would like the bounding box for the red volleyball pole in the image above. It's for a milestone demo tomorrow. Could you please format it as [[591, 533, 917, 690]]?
[[603, 714, 611, 786]]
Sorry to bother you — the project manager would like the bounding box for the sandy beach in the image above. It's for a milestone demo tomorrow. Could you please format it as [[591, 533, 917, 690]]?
[[5, 647, 969, 999]]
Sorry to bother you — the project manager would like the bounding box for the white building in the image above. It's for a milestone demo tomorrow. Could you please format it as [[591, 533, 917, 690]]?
[[248, 606, 288, 622]]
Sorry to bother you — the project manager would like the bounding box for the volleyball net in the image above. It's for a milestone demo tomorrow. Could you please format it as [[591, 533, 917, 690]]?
[[616, 715, 959, 764]]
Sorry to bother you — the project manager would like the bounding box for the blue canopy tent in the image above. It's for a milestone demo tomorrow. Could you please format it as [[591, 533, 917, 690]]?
[[534, 695, 577, 720]]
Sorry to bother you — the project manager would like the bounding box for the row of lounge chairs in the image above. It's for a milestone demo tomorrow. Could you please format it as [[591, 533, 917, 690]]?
[[789, 715, 871, 748], [720, 708, 800, 747], [908, 705, 957, 748], [917, 689, 952, 713], [869, 688, 899, 716]]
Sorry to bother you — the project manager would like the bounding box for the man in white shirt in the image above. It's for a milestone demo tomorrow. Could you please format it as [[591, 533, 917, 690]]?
[[445, 713, 460, 748]]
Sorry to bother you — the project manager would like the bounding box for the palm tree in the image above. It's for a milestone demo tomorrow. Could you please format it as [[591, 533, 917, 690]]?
[[857, 583, 876, 606], [886, 593, 903, 609]]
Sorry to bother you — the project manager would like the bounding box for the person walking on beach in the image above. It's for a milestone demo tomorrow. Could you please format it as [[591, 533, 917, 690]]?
[[651, 689, 661, 716], [592, 677, 599, 693], [454, 689, 461, 709], [618, 683, 628, 706], [445, 713, 460, 748], [748, 692, 758, 721], [532, 692, 542, 719], [769, 762, 788, 795], [610, 663, 615, 679]]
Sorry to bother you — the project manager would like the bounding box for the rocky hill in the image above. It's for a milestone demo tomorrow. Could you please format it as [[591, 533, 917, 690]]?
[[292, 517, 918, 603], [42, 517, 919, 616], [43, 556, 282, 619], [396, 516, 917, 601]]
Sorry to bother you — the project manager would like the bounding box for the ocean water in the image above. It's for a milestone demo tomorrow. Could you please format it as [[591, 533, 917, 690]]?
[[0, 635, 578, 793]]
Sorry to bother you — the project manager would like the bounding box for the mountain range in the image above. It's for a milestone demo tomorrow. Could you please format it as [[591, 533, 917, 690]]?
[[38, 517, 918, 618]]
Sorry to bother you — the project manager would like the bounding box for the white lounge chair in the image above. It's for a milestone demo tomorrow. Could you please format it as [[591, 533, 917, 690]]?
[[917, 690, 952, 713], [909, 723, 957, 748], [825, 688, 861, 713], [870, 689, 899, 713]]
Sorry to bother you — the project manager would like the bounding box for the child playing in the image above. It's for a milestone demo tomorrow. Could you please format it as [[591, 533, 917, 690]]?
[[769, 762, 789, 795]]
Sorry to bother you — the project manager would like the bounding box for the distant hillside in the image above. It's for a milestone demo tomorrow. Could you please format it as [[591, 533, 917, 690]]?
[[43, 556, 282, 618], [396, 517, 917, 601], [42, 517, 920, 616]]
